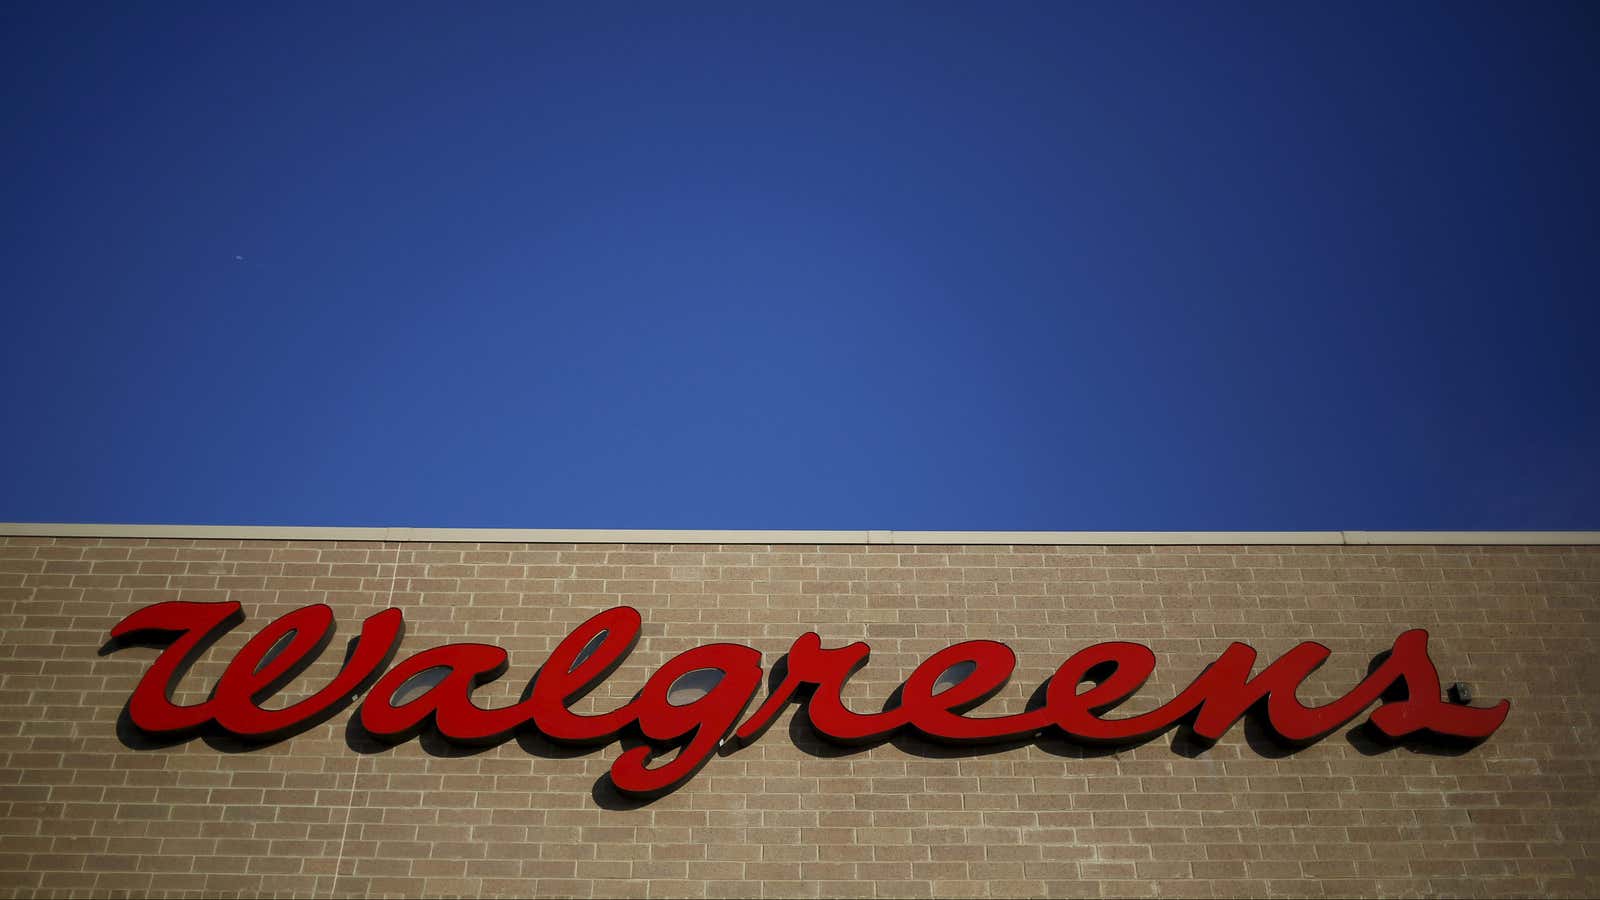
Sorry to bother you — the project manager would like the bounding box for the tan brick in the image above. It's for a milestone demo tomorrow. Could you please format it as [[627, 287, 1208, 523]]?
[[0, 537, 1591, 898]]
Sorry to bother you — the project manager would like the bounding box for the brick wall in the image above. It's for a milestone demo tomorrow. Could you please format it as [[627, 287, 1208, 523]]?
[[1, 536, 1596, 898]]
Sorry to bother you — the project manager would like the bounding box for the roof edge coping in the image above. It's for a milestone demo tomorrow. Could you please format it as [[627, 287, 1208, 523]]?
[[1, 523, 1597, 545]]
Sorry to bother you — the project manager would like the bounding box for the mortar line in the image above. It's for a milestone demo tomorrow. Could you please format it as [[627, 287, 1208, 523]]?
[[328, 539, 398, 899]]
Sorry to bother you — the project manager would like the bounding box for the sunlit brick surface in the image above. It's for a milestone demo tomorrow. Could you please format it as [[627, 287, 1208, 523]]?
[[1, 537, 1596, 898]]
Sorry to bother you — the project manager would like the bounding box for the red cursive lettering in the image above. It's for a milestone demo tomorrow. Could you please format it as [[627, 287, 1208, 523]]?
[[106, 602, 1510, 798]]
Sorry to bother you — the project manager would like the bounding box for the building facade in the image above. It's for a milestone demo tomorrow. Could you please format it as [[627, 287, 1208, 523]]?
[[1, 525, 1596, 898]]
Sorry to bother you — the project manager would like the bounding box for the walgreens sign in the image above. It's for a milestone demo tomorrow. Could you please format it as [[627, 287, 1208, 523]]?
[[107, 602, 1508, 799]]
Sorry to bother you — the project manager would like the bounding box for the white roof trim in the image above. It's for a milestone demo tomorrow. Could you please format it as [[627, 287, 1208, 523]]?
[[0, 523, 1596, 545]]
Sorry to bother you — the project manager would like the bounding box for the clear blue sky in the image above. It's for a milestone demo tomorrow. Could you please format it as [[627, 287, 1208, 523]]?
[[3, 3, 1596, 530]]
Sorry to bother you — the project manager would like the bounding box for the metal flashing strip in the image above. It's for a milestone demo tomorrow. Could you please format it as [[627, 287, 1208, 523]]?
[[0, 523, 1597, 545]]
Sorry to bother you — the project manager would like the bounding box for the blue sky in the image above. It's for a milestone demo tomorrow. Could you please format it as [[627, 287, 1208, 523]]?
[[3, 2, 1596, 530]]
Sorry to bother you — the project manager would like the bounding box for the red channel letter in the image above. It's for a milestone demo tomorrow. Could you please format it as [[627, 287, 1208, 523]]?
[[107, 601, 1509, 801], [109, 601, 401, 739], [1045, 629, 1508, 744]]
